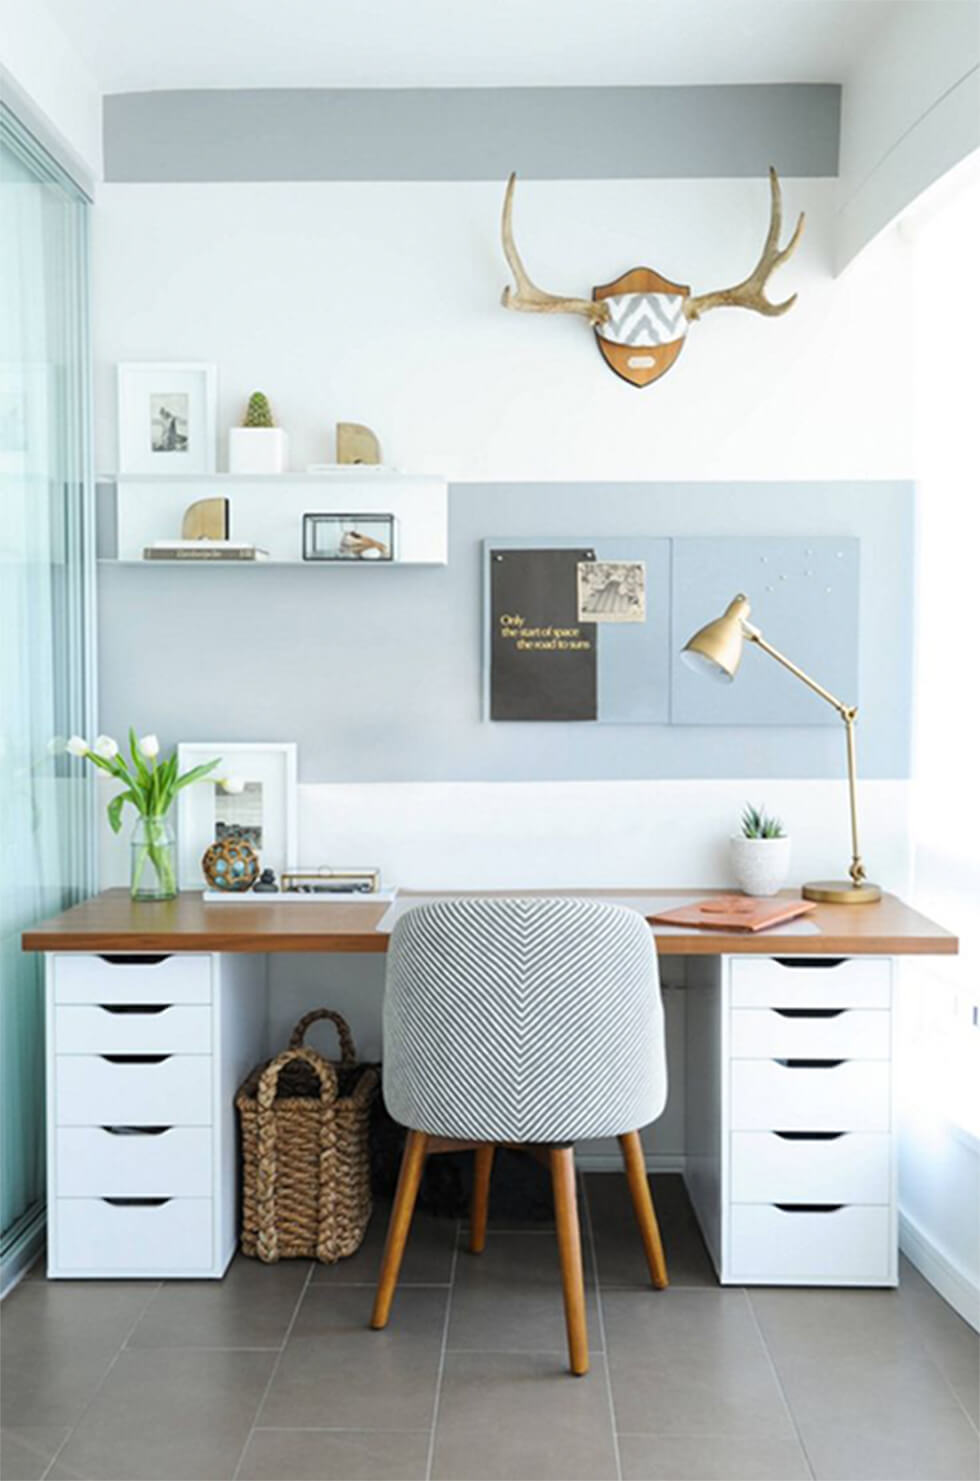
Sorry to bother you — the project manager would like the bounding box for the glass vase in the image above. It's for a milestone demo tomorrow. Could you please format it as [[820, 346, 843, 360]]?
[[130, 814, 177, 901]]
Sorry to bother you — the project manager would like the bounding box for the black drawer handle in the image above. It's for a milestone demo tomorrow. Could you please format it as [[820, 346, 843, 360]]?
[[775, 1203, 844, 1214], [98, 1004, 170, 1016], [774, 1131, 845, 1141], [98, 955, 171, 966], [101, 1125, 172, 1137], [773, 1009, 845, 1019], [102, 1197, 172, 1207], [99, 1054, 171, 1064], [775, 1058, 845, 1069], [773, 958, 846, 969]]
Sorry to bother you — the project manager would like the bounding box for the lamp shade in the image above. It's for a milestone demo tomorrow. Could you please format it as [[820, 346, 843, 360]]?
[[680, 594, 752, 682]]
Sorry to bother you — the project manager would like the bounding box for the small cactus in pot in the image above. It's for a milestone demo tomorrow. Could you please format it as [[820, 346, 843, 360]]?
[[228, 390, 289, 472], [731, 804, 791, 896]]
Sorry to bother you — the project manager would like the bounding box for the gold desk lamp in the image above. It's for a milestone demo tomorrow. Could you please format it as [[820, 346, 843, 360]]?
[[681, 594, 881, 905]]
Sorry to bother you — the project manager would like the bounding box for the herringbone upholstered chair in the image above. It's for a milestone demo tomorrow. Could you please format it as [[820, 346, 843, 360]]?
[[370, 897, 669, 1375]]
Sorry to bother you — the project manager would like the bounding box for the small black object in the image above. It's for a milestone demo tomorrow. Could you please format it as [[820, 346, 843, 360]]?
[[253, 868, 279, 894]]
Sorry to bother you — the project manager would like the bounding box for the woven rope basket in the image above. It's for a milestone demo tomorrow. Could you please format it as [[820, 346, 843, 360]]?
[[237, 1009, 378, 1263]]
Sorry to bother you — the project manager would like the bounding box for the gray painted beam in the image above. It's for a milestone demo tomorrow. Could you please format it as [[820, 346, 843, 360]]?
[[103, 85, 840, 183]]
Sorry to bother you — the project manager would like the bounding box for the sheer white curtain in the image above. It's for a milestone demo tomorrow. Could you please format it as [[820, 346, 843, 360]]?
[[0, 111, 93, 1282]]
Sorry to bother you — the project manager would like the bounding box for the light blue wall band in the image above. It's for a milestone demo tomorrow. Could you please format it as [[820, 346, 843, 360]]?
[[97, 480, 912, 783], [103, 85, 840, 183]]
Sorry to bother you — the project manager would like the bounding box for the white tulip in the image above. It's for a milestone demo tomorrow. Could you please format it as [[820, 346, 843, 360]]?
[[138, 733, 160, 760], [219, 775, 245, 794], [65, 735, 89, 757], [93, 734, 119, 760]]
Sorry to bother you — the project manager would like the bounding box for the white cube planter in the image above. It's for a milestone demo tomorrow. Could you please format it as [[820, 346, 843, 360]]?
[[228, 427, 289, 474], [730, 835, 792, 897]]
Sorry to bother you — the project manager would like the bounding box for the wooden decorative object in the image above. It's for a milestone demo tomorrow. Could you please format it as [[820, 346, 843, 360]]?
[[500, 167, 805, 388], [181, 497, 229, 541], [201, 836, 260, 892], [337, 422, 381, 464]]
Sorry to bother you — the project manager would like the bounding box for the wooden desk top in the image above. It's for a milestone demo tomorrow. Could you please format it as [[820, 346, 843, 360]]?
[[22, 888, 958, 957]]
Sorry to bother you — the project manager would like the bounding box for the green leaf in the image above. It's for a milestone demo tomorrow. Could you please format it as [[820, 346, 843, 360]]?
[[174, 758, 222, 792], [107, 789, 136, 833]]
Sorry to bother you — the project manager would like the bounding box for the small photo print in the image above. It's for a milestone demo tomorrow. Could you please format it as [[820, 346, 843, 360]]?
[[215, 781, 263, 848], [577, 561, 646, 623], [150, 392, 189, 454]]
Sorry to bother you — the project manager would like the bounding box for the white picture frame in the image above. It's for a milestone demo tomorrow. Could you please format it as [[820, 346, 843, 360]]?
[[117, 362, 217, 476], [176, 741, 297, 889]]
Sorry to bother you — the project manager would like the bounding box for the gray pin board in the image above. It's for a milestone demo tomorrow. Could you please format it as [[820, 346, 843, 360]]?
[[484, 538, 671, 724], [670, 537, 859, 725]]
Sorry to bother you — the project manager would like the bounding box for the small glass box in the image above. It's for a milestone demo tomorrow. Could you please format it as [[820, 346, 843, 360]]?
[[302, 513, 394, 562]]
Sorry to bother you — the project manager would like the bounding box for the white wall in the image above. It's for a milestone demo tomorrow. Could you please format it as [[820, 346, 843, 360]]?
[[837, 0, 980, 268], [0, 0, 101, 177]]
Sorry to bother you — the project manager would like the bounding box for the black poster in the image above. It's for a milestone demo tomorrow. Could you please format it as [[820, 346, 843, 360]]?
[[490, 548, 597, 721]]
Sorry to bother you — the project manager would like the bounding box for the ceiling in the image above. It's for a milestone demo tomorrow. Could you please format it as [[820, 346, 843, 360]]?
[[46, 0, 908, 92]]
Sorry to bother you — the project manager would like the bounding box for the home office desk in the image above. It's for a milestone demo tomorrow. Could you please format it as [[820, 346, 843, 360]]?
[[24, 889, 957, 1287]]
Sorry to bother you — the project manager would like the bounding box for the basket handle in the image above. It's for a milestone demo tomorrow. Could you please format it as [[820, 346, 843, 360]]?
[[254, 1047, 339, 1264], [288, 1009, 357, 1064]]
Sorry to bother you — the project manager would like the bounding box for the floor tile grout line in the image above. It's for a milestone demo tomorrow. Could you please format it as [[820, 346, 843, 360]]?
[[582, 1171, 624, 1481], [231, 1260, 315, 1481], [744, 1288, 817, 1481], [425, 1218, 461, 1481], [39, 1279, 163, 1481]]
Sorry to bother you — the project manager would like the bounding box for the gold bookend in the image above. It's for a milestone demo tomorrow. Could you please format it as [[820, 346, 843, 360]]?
[[336, 423, 381, 465]]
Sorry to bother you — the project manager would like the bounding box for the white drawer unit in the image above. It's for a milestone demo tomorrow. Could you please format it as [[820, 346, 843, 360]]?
[[684, 954, 897, 1288], [56, 1127, 213, 1198], [46, 952, 268, 1279], [55, 1054, 213, 1126], [52, 1197, 213, 1275], [55, 1004, 212, 1055], [730, 1132, 892, 1205]]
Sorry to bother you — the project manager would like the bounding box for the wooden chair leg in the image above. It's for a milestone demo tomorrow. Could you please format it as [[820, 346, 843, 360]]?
[[618, 1129, 669, 1289], [469, 1144, 495, 1254], [550, 1146, 589, 1376], [371, 1129, 429, 1329]]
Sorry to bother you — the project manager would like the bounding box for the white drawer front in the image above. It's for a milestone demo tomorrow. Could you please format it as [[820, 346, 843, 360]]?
[[730, 957, 891, 1010], [55, 1055, 212, 1126], [730, 1059, 890, 1132], [731, 1131, 891, 1204], [729, 1203, 893, 1283], [731, 1008, 890, 1060], [56, 1127, 213, 1197], [55, 1004, 212, 1055], [53, 1197, 213, 1274], [54, 954, 212, 1005]]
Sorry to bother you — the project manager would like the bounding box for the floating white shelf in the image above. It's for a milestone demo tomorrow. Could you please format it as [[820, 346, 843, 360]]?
[[105, 471, 448, 566]]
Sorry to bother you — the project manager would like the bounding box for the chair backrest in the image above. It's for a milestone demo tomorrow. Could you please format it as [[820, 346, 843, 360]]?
[[383, 896, 666, 1143]]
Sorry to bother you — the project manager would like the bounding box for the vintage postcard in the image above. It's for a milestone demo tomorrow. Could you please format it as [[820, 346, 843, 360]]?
[[577, 561, 646, 623]]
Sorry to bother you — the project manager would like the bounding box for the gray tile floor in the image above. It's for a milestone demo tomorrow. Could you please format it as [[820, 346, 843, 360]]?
[[1, 1174, 977, 1481]]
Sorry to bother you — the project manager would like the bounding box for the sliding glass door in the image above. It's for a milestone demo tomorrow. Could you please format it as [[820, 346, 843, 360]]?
[[0, 104, 94, 1287]]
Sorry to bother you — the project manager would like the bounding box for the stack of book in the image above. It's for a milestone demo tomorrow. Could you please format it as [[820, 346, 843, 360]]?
[[142, 541, 269, 562]]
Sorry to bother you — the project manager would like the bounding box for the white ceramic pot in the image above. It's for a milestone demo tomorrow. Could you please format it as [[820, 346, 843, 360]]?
[[228, 427, 289, 474], [730, 835, 792, 897]]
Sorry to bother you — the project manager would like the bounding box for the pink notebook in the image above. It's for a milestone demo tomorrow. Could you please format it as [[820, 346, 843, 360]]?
[[649, 895, 817, 933]]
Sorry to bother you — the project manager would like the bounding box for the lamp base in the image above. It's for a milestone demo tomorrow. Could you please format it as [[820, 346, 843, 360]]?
[[802, 880, 882, 905]]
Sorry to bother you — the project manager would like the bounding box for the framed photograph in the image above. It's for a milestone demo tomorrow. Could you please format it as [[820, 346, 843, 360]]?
[[117, 362, 217, 475], [176, 742, 297, 889], [577, 560, 647, 623], [303, 512, 394, 562]]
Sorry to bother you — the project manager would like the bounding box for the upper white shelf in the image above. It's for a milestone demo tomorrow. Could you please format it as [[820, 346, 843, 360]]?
[[107, 470, 448, 566]]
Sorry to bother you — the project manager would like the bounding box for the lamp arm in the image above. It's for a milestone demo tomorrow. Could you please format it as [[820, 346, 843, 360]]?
[[746, 630, 867, 887]]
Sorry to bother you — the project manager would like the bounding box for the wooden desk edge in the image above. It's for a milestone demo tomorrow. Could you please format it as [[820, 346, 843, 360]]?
[[21, 889, 959, 957]]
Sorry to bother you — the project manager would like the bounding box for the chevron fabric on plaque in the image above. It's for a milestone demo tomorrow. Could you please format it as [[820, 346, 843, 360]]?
[[594, 292, 689, 347], [382, 897, 666, 1143]]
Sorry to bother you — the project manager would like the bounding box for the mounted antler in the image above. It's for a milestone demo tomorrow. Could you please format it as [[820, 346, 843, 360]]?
[[501, 173, 609, 327], [683, 168, 805, 322]]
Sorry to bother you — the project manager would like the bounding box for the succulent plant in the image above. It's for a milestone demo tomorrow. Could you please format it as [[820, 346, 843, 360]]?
[[740, 803, 786, 840], [242, 391, 275, 429]]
